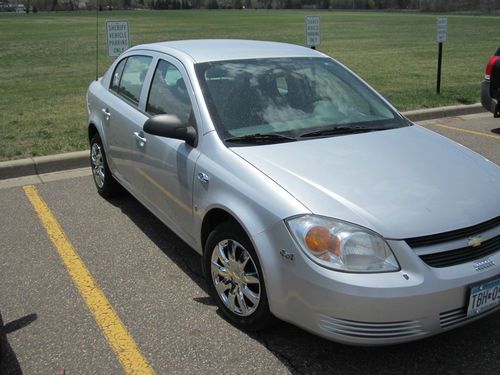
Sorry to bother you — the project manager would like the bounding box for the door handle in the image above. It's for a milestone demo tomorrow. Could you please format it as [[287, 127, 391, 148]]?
[[197, 172, 209, 184], [133, 131, 147, 147], [101, 108, 111, 119]]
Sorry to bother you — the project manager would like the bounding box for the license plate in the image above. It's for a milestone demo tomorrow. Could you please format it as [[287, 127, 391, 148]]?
[[467, 277, 500, 318]]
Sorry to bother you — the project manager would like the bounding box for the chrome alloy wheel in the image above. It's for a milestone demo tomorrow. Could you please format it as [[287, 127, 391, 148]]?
[[91, 142, 105, 189], [210, 239, 261, 316]]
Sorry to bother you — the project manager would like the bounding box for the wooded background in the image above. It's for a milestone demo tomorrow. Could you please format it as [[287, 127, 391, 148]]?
[[9, 0, 500, 13]]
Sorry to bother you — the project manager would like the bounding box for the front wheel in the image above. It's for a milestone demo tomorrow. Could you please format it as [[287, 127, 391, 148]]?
[[90, 134, 119, 198], [204, 222, 273, 331]]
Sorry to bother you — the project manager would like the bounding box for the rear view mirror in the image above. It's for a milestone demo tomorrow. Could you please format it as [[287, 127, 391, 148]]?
[[143, 115, 197, 146]]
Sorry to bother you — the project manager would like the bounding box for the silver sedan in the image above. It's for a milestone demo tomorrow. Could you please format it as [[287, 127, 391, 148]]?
[[87, 40, 500, 345]]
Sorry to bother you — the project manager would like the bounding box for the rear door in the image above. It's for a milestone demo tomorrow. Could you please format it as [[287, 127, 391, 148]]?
[[105, 55, 153, 192]]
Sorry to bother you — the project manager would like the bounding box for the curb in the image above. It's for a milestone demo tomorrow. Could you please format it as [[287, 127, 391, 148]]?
[[0, 151, 89, 180], [0, 103, 488, 180], [403, 103, 485, 122]]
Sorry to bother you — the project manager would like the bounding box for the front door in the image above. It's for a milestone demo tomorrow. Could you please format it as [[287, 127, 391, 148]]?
[[137, 58, 201, 241]]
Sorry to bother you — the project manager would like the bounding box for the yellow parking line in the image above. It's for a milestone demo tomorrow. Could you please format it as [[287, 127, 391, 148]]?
[[431, 123, 500, 140], [23, 185, 154, 375]]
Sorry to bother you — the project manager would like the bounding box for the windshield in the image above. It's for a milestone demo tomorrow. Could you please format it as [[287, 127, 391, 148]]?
[[195, 57, 408, 143]]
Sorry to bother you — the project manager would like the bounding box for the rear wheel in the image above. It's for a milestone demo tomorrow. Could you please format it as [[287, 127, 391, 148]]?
[[90, 134, 119, 198], [204, 222, 273, 331]]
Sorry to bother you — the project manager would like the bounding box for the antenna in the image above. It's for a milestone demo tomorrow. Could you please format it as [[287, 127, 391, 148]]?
[[95, 0, 99, 81]]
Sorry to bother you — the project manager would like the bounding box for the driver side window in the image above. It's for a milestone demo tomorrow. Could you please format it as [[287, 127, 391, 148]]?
[[146, 60, 193, 125]]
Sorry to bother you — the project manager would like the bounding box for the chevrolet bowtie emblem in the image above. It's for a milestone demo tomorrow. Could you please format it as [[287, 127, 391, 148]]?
[[468, 236, 483, 248]]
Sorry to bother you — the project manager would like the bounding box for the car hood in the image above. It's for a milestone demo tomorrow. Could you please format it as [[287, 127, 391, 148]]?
[[230, 125, 500, 239]]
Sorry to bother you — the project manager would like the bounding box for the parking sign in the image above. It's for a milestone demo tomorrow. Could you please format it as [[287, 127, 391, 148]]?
[[106, 20, 130, 58], [306, 16, 320, 47], [436, 17, 448, 43]]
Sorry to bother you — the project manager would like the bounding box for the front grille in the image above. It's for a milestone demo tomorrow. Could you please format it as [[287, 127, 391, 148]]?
[[405, 216, 500, 248], [419, 235, 500, 268], [318, 315, 424, 339]]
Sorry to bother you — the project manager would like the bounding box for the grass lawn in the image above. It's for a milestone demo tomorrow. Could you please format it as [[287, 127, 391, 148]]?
[[0, 9, 498, 161]]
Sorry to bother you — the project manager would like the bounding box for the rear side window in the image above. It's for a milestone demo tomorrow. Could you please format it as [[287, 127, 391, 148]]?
[[111, 58, 126, 91], [111, 55, 152, 104]]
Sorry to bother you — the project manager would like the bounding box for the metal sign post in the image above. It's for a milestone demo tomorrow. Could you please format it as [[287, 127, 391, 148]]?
[[106, 20, 130, 58], [95, 1, 99, 80], [306, 16, 320, 49], [436, 17, 447, 94]]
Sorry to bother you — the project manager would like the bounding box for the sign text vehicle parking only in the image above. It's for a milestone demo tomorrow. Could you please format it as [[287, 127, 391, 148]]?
[[436, 16, 447, 43], [106, 20, 130, 58], [306, 16, 320, 47]]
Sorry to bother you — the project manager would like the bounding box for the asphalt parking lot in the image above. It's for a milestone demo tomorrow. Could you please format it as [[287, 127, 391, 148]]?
[[1, 112, 499, 375]]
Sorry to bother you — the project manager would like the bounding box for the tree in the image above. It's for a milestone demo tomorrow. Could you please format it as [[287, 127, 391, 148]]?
[[207, 0, 219, 8]]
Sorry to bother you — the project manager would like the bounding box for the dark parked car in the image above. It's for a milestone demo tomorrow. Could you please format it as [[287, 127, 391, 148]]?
[[481, 47, 500, 117]]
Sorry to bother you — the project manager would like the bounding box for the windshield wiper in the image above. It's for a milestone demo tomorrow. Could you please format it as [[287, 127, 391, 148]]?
[[225, 133, 297, 144], [299, 125, 388, 138]]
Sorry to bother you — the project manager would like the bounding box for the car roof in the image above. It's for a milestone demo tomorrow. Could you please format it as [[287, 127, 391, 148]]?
[[128, 39, 325, 63]]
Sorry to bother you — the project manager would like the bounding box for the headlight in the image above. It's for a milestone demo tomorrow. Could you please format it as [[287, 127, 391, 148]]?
[[286, 215, 399, 273]]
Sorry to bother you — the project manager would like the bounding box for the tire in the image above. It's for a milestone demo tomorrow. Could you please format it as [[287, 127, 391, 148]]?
[[204, 222, 273, 331], [90, 134, 120, 198]]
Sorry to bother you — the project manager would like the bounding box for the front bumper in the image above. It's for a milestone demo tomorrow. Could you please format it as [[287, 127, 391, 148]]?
[[254, 221, 500, 345], [481, 80, 499, 116]]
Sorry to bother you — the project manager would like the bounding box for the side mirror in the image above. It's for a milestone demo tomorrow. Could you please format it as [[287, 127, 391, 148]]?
[[143, 115, 197, 146]]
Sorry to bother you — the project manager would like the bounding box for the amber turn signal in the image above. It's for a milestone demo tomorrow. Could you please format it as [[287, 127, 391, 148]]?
[[305, 226, 340, 257]]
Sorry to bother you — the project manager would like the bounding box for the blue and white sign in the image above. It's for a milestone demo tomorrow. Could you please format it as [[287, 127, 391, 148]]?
[[436, 16, 448, 43], [306, 16, 321, 47], [106, 20, 130, 58]]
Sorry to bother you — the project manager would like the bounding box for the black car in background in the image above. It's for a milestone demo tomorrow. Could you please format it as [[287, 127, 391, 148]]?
[[481, 47, 500, 118]]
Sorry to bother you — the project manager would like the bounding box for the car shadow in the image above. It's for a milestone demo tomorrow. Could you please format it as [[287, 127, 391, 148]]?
[[107, 190, 500, 375], [0, 312, 37, 375]]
